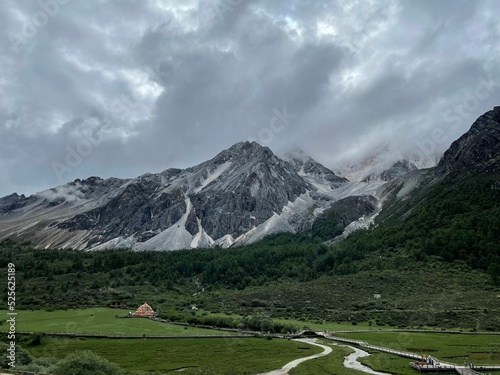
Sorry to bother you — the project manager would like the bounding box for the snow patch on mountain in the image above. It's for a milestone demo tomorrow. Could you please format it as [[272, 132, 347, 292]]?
[[234, 192, 315, 245], [341, 207, 381, 237], [191, 218, 214, 248], [90, 235, 137, 251], [193, 162, 232, 194], [135, 197, 194, 251], [235, 212, 294, 245], [319, 180, 386, 201], [301, 175, 336, 195], [396, 173, 422, 198], [213, 234, 234, 248]]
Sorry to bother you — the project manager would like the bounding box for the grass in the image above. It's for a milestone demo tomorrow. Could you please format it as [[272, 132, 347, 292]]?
[[0, 308, 237, 336], [290, 342, 366, 375], [336, 331, 500, 364], [23, 336, 323, 374], [359, 352, 420, 375]]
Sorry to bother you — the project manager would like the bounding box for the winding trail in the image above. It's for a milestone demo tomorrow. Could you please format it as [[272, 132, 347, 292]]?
[[258, 338, 332, 375], [343, 345, 391, 375]]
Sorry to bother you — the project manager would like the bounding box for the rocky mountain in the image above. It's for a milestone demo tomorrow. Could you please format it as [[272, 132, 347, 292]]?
[[283, 149, 348, 189], [9, 101, 498, 252], [311, 195, 379, 240], [12, 101, 500, 250], [436, 106, 500, 175], [1, 141, 393, 251], [362, 160, 418, 182]]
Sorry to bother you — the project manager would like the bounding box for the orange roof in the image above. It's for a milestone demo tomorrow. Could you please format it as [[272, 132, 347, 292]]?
[[135, 302, 155, 316]]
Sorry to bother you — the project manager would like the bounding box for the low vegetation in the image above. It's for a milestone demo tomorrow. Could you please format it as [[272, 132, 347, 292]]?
[[290, 343, 364, 375], [17, 336, 322, 374]]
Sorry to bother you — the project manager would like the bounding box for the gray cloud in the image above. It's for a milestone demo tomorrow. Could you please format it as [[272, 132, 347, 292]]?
[[0, 0, 499, 196]]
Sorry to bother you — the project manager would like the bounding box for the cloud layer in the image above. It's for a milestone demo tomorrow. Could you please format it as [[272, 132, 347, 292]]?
[[1, 0, 499, 196]]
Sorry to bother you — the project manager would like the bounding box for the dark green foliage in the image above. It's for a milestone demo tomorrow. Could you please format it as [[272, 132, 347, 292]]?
[[311, 196, 377, 241], [334, 172, 500, 275], [311, 210, 344, 240], [260, 316, 274, 332], [29, 333, 43, 346], [0, 342, 33, 368], [54, 350, 123, 375]]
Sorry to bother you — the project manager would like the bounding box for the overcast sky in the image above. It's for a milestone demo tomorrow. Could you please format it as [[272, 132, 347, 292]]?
[[0, 0, 499, 197]]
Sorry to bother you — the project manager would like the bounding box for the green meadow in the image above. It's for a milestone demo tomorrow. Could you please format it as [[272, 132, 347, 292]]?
[[290, 343, 365, 375], [3, 308, 500, 374], [0, 308, 236, 336], [23, 336, 323, 374]]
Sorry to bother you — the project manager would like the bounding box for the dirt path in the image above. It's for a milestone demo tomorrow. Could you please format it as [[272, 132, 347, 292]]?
[[258, 338, 332, 375], [342, 345, 391, 375]]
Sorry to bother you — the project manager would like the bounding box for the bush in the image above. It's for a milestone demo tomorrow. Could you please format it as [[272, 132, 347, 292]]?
[[0, 343, 33, 368], [54, 350, 123, 375]]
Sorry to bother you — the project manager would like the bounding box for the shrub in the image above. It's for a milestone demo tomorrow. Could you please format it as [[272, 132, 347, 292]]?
[[54, 350, 123, 375]]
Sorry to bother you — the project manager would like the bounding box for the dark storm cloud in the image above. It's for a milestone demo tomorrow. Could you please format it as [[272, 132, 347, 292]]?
[[0, 0, 499, 196]]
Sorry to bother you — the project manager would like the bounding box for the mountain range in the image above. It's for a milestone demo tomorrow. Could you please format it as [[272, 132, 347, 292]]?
[[1, 106, 499, 251]]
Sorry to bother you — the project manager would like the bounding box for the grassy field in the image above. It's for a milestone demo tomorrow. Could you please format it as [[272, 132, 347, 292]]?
[[359, 352, 419, 375], [6, 309, 500, 374], [23, 336, 323, 374], [0, 308, 236, 336], [337, 331, 500, 364]]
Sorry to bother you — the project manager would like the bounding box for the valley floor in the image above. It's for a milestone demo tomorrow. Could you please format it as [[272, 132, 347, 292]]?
[[2, 308, 500, 375]]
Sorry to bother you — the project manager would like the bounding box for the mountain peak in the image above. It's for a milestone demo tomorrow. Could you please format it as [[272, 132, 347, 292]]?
[[210, 141, 274, 165], [282, 149, 348, 187], [436, 106, 500, 175], [228, 141, 265, 152]]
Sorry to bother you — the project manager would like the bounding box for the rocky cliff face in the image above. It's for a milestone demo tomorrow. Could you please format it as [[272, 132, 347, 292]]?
[[185, 142, 311, 240], [436, 106, 500, 175], [0, 193, 35, 214]]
